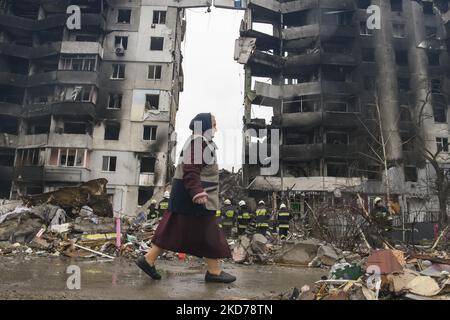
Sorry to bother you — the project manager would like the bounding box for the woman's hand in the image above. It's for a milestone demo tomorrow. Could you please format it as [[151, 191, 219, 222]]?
[[193, 192, 208, 205]]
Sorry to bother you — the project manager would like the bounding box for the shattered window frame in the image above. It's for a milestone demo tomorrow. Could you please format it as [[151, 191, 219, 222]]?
[[117, 9, 131, 24], [145, 94, 160, 110], [392, 23, 407, 38], [107, 93, 123, 109]]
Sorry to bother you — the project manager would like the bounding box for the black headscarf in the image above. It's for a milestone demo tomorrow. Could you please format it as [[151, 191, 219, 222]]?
[[189, 113, 213, 133]]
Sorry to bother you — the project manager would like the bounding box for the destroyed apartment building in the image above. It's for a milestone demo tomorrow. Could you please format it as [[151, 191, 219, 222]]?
[[233, 0, 450, 234], [0, 0, 212, 215]]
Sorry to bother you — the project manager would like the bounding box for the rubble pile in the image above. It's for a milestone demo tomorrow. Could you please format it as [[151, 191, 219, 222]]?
[[219, 169, 255, 208]]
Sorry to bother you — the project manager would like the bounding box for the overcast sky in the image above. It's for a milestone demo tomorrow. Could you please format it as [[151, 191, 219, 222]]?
[[176, 7, 272, 172]]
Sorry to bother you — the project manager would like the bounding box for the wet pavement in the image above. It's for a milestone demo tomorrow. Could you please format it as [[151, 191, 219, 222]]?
[[0, 256, 327, 300]]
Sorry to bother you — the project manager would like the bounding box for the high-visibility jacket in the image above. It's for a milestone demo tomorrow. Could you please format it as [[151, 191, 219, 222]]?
[[255, 206, 270, 228], [216, 210, 221, 218], [222, 205, 235, 226], [148, 205, 159, 219], [237, 206, 252, 229], [159, 199, 169, 211], [277, 209, 291, 229]]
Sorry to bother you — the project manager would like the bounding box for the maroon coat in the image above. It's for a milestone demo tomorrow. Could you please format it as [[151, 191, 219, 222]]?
[[152, 140, 231, 259]]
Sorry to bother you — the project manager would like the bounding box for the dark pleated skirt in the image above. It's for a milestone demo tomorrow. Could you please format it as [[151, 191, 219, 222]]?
[[152, 211, 232, 259]]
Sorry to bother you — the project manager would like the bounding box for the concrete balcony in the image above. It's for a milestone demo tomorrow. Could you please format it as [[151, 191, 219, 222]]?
[[281, 0, 355, 13], [139, 173, 155, 187], [324, 144, 357, 159], [283, 24, 356, 41], [0, 42, 61, 59], [43, 166, 91, 183], [281, 143, 357, 161], [61, 41, 103, 59], [0, 134, 18, 149], [0, 102, 22, 117], [281, 112, 322, 130], [0, 72, 28, 87], [285, 52, 356, 69], [23, 101, 96, 118], [18, 134, 49, 148], [27, 71, 99, 87], [48, 133, 93, 149], [248, 50, 283, 77], [14, 166, 44, 182]]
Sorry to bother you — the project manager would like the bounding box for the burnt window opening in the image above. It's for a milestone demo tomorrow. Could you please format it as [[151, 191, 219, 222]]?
[[75, 34, 98, 42], [423, 2, 435, 15], [16, 149, 43, 166], [118, 9, 131, 24], [395, 50, 409, 66], [327, 162, 349, 177], [427, 52, 440, 66], [326, 102, 348, 112], [391, 0, 403, 12], [104, 123, 120, 140], [140, 157, 156, 173], [148, 65, 162, 80], [367, 165, 382, 180], [150, 37, 164, 51], [111, 64, 125, 79], [283, 10, 315, 27], [0, 117, 18, 135], [0, 181, 12, 198], [436, 137, 449, 152], [322, 66, 350, 82], [433, 102, 447, 123], [357, 0, 371, 9], [400, 106, 412, 121], [26, 120, 50, 135], [405, 166, 418, 182], [398, 77, 410, 91], [69, 86, 92, 102], [431, 79, 442, 93], [0, 153, 15, 166], [284, 163, 310, 178], [114, 36, 128, 50], [362, 48, 375, 62], [143, 126, 157, 141], [393, 23, 406, 38], [138, 188, 154, 206], [326, 131, 349, 145], [284, 133, 312, 145], [425, 26, 438, 38], [321, 10, 353, 26], [102, 156, 117, 172], [153, 11, 166, 24], [366, 104, 377, 119], [360, 21, 373, 35], [284, 96, 319, 113], [364, 76, 376, 90], [63, 122, 87, 135], [108, 93, 123, 109], [145, 94, 160, 110]]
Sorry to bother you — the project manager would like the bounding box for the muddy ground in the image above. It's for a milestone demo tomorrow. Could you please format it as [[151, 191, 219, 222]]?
[[0, 256, 326, 300]]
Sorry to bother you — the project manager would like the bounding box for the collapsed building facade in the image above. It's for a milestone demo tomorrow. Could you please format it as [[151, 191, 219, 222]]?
[[232, 0, 450, 232], [0, 0, 212, 215]]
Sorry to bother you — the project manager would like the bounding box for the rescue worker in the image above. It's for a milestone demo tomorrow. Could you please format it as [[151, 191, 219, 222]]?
[[277, 203, 291, 240], [237, 200, 252, 236], [255, 200, 270, 235], [221, 199, 236, 238], [158, 191, 170, 217], [148, 199, 159, 220], [216, 209, 222, 228], [367, 197, 393, 248]]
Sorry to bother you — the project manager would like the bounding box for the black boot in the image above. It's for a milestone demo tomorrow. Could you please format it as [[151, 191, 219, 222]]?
[[205, 271, 236, 283], [135, 256, 161, 280]]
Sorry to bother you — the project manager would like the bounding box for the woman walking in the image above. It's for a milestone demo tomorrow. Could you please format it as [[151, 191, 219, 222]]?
[[136, 113, 236, 283]]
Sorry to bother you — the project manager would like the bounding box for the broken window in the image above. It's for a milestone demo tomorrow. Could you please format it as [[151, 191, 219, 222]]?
[[327, 162, 348, 177], [63, 122, 86, 134], [108, 93, 123, 109], [360, 21, 373, 36], [138, 188, 154, 206], [102, 156, 117, 172], [400, 106, 412, 121], [425, 26, 438, 38], [148, 65, 162, 80], [436, 137, 449, 152], [433, 102, 447, 123], [431, 79, 442, 93], [145, 94, 160, 110], [322, 66, 349, 82], [284, 163, 309, 178], [357, 0, 371, 9], [367, 165, 382, 180], [427, 52, 440, 66], [284, 133, 311, 145], [0, 117, 18, 135], [393, 23, 406, 38], [150, 37, 164, 51], [16, 149, 43, 166], [140, 157, 156, 173], [26, 119, 50, 135], [364, 76, 375, 90], [118, 9, 131, 24], [153, 11, 166, 24], [284, 96, 318, 113], [395, 50, 409, 66], [104, 123, 120, 140], [111, 64, 125, 79], [114, 36, 128, 50], [423, 2, 435, 15], [326, 131, 349, 145], [391, 0, 403, 12], [61, 55, 96, 72], [362, 48, 375, 62], [70, 86, 92, 102], [143, 126, 157, 141], [398, 77, 410, 91], [326, 102, 348, 112], [405, 166, 418, 182], [75, 34, 98, 42]]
